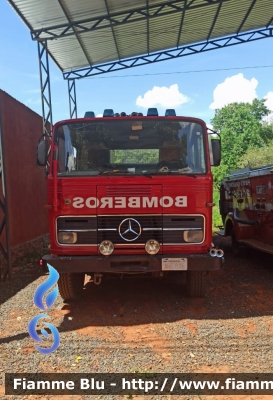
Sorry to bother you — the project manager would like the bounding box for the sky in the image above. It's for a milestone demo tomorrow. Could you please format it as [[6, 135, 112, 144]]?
[[1, 0, 273, 127]]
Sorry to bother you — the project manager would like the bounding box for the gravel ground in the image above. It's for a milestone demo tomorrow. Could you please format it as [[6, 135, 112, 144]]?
[[1, 236, 273, 399]]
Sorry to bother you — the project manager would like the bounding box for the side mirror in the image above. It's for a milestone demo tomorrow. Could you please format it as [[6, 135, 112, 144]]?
[[37, 139, 48, 166], [210, 138, 221, 166]]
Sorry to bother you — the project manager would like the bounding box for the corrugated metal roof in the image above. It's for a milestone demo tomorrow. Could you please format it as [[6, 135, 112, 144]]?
[[7, 0, 273, 73]]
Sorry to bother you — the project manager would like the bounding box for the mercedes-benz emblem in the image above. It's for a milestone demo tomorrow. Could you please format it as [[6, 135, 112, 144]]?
[[118, 218, 141, 242]]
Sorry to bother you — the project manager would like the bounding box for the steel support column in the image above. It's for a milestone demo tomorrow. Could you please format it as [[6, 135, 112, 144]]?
[[0, 110, 11, 282], [68, 80, 77, 119], [38, 41, 53, 134]]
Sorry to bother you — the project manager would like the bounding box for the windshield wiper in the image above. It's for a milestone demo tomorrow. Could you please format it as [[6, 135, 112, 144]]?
[[141, 173, 153, 179], [99, 169, 154, 178], [101, 169, 119, 174], [99, 169, 134, 175], [182, 173, 197, 178], [157, 170, 197, 178]]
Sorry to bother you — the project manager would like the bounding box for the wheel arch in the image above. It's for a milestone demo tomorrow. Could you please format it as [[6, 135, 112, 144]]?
[[224, 214, 234, 236]]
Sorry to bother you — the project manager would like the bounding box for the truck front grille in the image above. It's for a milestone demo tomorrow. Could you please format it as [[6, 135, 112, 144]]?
[[56, 215, 204, 246], [98, 215, 162, 244]]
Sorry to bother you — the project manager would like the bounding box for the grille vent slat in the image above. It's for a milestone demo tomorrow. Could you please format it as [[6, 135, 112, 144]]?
[[106, 185, 152, 196], [58, 217, 96, 230], [163, 215, 204, 229]]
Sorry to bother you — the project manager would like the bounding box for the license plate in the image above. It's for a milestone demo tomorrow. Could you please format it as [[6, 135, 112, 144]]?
[[162, 258, 188, 270]]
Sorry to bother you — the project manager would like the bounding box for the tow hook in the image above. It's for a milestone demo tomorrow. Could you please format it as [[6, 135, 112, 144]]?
[[94, 273, 103, 285]]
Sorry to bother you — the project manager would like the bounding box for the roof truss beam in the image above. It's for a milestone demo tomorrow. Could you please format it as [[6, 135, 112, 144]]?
[[63, 27, 273, 80], [146, 0, 150, 54], [237, 0, 257, 34], [176, 0, 187, 47], [31, 0, 230, 41], [267, 16, 273, 27], [57, 0, 92, 65], [207, 1, 223, 40], [103, 0, 120, 60]]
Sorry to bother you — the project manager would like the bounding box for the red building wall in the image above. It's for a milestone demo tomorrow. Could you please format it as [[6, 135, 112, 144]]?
[[0, 90, 48, 248]]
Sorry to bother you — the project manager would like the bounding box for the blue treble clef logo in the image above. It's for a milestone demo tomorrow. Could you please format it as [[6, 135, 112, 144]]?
[[28, 314, 60, 354], [33, 264, 59, 310], [28, 264, 61, 354]]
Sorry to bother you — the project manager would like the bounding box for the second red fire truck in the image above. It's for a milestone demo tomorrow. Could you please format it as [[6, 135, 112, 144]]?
[[37, 108, 223, 299], [219, 164, 273, 255]]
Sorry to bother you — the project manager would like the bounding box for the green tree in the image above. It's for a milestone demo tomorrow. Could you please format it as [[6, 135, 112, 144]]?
[[237, 138, 273, 168], [211, 99, 272, 184]]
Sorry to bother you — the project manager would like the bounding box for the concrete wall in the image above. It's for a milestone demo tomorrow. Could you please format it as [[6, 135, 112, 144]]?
[[0, 90, 48, 253]]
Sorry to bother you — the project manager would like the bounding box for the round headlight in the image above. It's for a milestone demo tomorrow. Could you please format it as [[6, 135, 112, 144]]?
[[145, 239, 160, 255], [58, 232, 77, 244], [99, 240, 114, 255], [184, 230, 203, 243]]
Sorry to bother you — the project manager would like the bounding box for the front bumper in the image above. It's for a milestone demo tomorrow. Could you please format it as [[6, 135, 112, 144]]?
[[42, 253, 223, 273]]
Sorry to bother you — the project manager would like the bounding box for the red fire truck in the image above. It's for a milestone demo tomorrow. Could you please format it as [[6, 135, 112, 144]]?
[[37, 108, 223, 299], [219, 164, 273, 255]]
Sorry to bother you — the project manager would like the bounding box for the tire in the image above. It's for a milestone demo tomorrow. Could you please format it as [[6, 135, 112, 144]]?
[[221, 213, 227, 226], [186, 271, 206, 298], [58, 272, 85, 301], [231, 228, 245, 256]]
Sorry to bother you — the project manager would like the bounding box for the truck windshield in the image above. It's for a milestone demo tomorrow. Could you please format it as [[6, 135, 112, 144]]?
[[55, 119, 207, 176]]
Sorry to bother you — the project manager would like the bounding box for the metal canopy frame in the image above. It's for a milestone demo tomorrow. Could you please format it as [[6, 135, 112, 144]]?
[[24, 0, 272, 127], [38, 41, 53, 134], [68, 80, 77, 119], [63, 27, 273, 79], [31, 0, 229, 41], [37, 24, 273, 127]]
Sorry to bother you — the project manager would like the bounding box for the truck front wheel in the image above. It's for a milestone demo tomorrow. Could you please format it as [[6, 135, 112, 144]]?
[[58, 272, 85, 301], [186, 270, 206, 297]]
